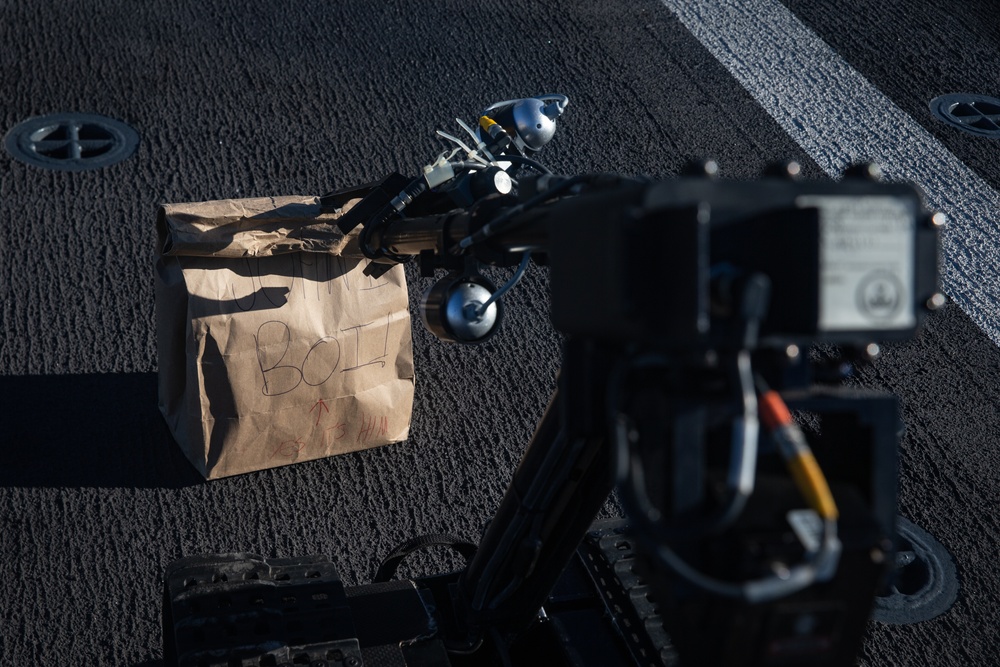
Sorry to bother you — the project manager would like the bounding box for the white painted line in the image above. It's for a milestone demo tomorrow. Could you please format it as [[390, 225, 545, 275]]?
[[660, 0, 1000, 345]]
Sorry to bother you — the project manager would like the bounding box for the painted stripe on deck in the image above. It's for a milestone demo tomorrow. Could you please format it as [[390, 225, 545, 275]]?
[[660, 0, 1000, 345]]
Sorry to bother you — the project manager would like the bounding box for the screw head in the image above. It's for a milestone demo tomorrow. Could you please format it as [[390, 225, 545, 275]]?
[[764, 159, 802, 179], [681, 158, 719, 178], [843, 162, 883, 180], [926, 293, 947, 310]]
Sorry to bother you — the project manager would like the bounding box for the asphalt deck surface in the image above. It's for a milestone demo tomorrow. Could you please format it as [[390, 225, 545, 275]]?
[[2, 0, 1000, 664]]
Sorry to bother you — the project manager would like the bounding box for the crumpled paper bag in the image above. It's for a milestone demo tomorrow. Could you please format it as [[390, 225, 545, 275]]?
[[155, 195, 414, 479]]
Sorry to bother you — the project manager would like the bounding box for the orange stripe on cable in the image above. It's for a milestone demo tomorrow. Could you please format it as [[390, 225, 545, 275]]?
[[759, 390, 792, 431]]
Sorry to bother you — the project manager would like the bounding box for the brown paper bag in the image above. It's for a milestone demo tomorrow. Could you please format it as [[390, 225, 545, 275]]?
[[155, 195, 414, 479]]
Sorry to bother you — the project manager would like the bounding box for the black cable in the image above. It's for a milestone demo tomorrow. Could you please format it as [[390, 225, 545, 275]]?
[[608, 355, 839, 603], [451, 161, 489, 171], [457, 175, 588, 251], [359, 177, 427, 261], [358, 203, 394, 259], [753, 372, 772, 395], [374, 533, 478, 582], [499, 154, 552, 175], [490, 627, 514, 667], [606, 353, 751, 539], [455, 173, 647, 252]]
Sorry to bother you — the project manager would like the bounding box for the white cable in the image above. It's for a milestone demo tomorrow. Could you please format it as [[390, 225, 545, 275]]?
[[435, 129, 473, 153], [436, 129, 489, 166], [453, 117, 481, 146], [454, 117, 498, 165], [433, 146, 463, 164]]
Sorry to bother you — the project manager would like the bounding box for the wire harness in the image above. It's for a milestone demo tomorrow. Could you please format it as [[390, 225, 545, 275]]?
[[611, 354, 842, 604]]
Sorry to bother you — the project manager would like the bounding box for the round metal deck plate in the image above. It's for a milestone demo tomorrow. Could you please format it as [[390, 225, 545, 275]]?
[[929, 93, 1000, 138], [4, 113, 139, 171], [872, 515, 959, 624]]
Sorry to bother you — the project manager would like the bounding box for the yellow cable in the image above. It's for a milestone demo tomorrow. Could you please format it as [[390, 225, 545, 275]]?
[[761, 390, 839, 521], [787, 451, 840, 521]]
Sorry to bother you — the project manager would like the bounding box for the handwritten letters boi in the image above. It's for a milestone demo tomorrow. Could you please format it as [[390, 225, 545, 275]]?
[[155, 195, 415, 478]]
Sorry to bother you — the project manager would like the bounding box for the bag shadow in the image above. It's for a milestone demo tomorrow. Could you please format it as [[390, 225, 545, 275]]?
[[0, 372, 203, 488]]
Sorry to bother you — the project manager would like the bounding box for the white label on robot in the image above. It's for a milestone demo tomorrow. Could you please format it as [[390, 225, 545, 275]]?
[[798, 195, 916, 332]]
